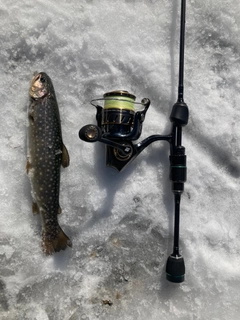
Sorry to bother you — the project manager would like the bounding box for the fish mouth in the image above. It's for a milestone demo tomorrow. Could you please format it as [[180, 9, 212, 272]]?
[[32, 72, 41, 82], [29, 72, 48, 99]]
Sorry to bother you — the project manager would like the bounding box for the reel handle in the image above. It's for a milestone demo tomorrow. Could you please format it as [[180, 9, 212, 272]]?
[[79, 124, 133, 157]]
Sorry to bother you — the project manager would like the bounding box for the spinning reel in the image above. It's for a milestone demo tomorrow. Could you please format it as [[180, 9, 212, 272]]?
[[80, 90, 152, 171], [79, 0, 189, 283]]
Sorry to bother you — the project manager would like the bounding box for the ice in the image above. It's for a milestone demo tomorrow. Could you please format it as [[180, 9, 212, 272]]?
[[1, 0, 240, 319]]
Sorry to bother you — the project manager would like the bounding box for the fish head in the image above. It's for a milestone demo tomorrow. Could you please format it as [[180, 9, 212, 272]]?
[[29, 72, 53, 100]]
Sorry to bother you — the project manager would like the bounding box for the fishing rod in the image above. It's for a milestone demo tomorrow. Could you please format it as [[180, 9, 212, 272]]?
[[79, 0, 189, 283], [166, 0, 188, 283]]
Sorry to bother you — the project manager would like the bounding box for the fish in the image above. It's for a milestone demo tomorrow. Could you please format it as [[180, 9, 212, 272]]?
[[27, 71, 72, 255]]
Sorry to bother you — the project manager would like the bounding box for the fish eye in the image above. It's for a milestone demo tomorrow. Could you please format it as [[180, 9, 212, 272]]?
[[41, 76, 46, 83]]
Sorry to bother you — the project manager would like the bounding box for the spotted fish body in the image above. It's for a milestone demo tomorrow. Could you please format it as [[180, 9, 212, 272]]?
[[27, 72, 71, 255]]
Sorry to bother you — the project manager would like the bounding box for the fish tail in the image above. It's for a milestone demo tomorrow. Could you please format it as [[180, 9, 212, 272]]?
[[42, 226, 72, 255]]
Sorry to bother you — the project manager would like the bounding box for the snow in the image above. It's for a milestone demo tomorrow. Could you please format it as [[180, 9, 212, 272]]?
[[1, 0, 240, 319]]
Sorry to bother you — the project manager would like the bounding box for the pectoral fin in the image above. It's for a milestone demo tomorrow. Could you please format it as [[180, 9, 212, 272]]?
[[61, 144, 70, 168]]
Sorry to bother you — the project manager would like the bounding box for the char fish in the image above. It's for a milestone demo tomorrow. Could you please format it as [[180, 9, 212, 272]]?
[[27, 72, 72, 255]]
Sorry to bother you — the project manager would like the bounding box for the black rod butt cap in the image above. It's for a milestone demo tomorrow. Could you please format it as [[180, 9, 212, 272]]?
[[166, 255, 185, 283]]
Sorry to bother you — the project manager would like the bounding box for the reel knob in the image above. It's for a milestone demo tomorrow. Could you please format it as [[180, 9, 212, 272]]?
[[79, 125, 101, 142]]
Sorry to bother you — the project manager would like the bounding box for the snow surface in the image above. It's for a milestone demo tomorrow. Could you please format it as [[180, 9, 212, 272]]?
[[1, 0, 240, 319]]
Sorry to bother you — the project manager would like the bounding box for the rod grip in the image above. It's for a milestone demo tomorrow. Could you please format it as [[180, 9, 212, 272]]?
[[166, 255, 185, 283], [170, 101, 189, 126], [169, 146, 187, 194]]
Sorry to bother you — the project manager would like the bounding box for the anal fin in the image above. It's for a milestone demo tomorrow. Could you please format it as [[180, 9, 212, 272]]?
[[26, 160, 31, 174], [32, 202, 39, 215], [61, 144, 70, 168]]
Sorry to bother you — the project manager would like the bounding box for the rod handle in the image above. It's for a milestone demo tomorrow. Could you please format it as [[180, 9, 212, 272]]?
[[166, 255, 185, 283]]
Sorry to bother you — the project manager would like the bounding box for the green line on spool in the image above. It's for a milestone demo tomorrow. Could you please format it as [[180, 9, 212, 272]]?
[[103, 90, 136, 111]]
